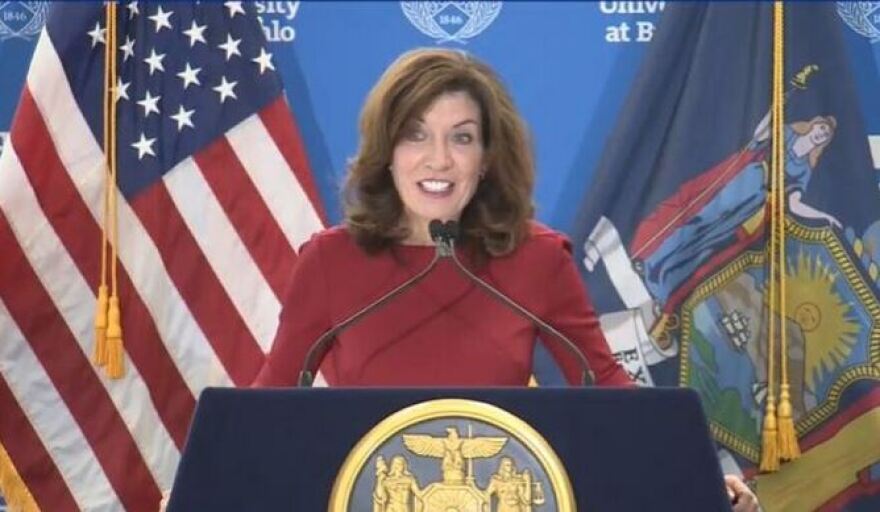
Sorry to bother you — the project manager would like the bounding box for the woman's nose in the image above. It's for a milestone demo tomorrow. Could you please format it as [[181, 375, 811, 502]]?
[[425, 138, 453, 171]]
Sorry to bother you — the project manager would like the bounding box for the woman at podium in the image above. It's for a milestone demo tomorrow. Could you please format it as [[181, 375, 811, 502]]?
[[251, 48, 756, 511]]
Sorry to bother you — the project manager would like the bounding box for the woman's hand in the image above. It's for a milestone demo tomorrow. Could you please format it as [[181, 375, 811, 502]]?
[[725, 475, 759, 512]]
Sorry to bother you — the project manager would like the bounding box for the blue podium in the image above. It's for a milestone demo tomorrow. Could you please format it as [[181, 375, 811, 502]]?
[[167, 387, 732, 511]]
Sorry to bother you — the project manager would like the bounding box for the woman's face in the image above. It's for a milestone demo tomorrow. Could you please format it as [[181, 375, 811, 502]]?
[[390, 91, 485, 240], [808, 121, 832, 146]]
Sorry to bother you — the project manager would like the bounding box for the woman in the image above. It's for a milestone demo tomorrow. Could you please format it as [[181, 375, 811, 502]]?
[[254, 48, 630, 387], [253, 48, 757, 511]]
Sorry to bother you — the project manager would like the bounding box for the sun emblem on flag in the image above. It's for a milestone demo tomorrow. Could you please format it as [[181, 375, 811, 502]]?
[[678, 219, 880, 462], [784, 252, 860, 394]]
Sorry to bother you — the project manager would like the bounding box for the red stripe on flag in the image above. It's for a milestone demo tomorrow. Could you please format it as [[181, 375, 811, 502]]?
[[0, 213, 161, 512], [801, 387, 880, 451], [630, 148, 764, 259], [0, 373, 79, 512], [194, 137, 297, 299], [818, 476, 880, 512], [11, 90, 195, 448], [259, 97, 328, 225], [130, 182, 266, 385]]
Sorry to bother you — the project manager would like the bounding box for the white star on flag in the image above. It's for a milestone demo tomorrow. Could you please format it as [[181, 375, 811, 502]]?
[[218, 34, 242, 61], [116, 78, 131, 102], [126, 0, 139, 19], [170, 105, 196, 131], [88, 22, 106, 47], [119, 36, 135, 62], [183, 20, 208, 47], [177, 63, 202, 90], [149, 6, 173, 33], [252, 48, 275, 75], [144, 49, 166, 76], [137, 91, 161, 117], [225, 2, 246, 18], [131, 132, 157, 159], [213, 77, 238, 103]]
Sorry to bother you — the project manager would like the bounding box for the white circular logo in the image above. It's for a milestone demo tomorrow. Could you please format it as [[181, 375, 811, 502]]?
[[0, 2, 48, 41], [837, 1, 880, 43], [401, 1, 502, 44]]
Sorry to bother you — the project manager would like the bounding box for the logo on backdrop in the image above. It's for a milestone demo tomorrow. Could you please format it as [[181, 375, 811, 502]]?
[[598, 1, 666, 44], [0, 2, 47, 41], [837, 1, 880, 43], [254, 1, 300, 43], [401, 1, 502, 44], [329, 399, 575, 511]]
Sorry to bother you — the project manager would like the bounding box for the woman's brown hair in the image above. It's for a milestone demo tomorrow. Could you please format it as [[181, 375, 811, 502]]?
[[344, 48, 535, 256]]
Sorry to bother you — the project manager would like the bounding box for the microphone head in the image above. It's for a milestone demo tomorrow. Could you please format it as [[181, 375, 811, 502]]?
[[443, 220, 460, 242], [429, 219, 446, 243]]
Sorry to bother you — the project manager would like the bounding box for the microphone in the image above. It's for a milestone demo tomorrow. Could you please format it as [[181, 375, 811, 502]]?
[[297, 221, 451, 387], [440, 220, 595, 386]]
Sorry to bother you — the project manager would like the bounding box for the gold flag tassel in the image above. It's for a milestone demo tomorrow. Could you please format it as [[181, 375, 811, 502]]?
[[760, 0, 785, 473], [0, 444, 40, 512], [0, 440, 39, 512], [93, 2, 114, 368], [772, 0, 800, 462], [105, 0, 125, 379]]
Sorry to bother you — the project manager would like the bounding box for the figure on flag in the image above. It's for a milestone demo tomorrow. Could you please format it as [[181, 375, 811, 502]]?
[[633, 106, 840, 350]]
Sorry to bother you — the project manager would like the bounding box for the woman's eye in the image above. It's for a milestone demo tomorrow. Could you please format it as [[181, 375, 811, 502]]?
[[453, 132, 475, 144], [402, 128, 426, 142]]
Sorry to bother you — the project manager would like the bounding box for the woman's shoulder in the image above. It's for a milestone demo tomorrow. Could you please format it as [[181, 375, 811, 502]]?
[[303, 224, 355, 248], [489, 221, 572, 271], [521, 220, 573, 255], [296, 225, 366, 264]]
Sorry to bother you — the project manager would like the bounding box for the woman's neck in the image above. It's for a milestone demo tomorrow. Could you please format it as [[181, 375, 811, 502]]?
[[791, 136, 814, 159], [400, 222, 435, 246]]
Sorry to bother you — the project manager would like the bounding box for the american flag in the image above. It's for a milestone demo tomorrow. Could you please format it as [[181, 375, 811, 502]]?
[[0, 2, 325, 510]]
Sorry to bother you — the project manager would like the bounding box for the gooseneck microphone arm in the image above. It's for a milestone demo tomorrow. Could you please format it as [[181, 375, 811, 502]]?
[[297, 221, 451, 387], [438, 222, 595, 386]]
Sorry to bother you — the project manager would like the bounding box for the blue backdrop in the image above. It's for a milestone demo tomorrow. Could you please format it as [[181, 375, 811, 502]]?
[[1, 2, 877, 229]]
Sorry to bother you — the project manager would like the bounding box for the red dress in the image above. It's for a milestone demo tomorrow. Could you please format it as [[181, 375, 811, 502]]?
[[253, 222, 632, 387]]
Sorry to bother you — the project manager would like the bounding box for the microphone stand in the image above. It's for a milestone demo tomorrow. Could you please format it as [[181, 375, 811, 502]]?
[[297, 222, 452, 387], [439, 224, 595, 386]]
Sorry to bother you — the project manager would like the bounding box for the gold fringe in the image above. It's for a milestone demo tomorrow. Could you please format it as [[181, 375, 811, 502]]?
[[773, 0, 801, 464], [0, 441, 39, 511], [760, 0, 797, 472], [777, 383, 801, 460], [93, 283, 109, 366], [95, 0, 112, 374], [105, 296, 124, 379], [760, 396, 780, 472], [106, 1, 124, 379]]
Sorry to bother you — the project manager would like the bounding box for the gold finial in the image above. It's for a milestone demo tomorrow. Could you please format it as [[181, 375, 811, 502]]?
[[791, 64, 819, 90]]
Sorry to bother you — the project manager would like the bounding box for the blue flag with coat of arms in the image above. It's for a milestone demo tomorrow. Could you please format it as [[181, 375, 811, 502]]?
[[570, 3, 880, 510]]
